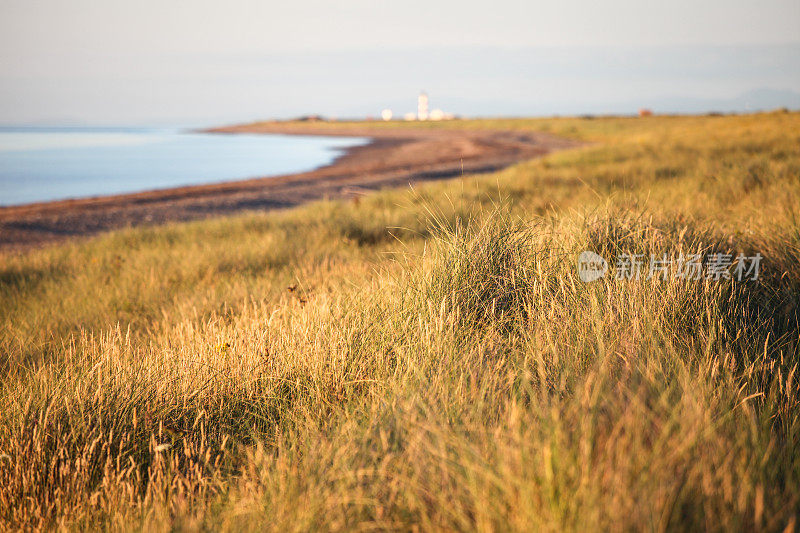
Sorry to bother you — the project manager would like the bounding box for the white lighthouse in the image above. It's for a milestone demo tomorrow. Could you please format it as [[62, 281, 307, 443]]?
[[417, 91, 429, 121]]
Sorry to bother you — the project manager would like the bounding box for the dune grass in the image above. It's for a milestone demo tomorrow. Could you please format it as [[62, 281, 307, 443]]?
[[1, 111, 799, 531]]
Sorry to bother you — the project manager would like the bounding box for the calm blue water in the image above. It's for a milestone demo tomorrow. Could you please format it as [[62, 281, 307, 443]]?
[[0, 127, 368, 206]]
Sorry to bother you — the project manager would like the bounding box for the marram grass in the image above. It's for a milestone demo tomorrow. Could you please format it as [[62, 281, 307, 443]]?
[[1, 111, 799, 531]]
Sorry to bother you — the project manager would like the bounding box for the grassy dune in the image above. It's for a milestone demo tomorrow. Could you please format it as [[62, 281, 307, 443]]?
[[1, 112, 799, 530]]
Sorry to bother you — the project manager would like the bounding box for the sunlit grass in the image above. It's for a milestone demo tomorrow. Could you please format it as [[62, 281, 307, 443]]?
[[1, 111, 799, 530]]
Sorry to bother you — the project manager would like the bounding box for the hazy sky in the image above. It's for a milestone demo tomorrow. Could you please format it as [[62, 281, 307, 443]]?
[[1, 0, 798, 124]]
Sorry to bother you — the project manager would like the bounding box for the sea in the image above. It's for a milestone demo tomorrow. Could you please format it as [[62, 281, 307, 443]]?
[[0, 126, 368, 206]]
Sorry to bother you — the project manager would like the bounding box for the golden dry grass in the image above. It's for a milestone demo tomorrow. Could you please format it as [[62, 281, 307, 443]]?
[[1, 111, 799, 531]]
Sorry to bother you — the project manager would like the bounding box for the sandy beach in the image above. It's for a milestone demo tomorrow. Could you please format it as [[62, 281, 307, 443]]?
[[0, 121, 581, 250]]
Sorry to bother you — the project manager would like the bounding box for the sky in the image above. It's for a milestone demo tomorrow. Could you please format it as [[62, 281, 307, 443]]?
[[0, 0, 798, 125]]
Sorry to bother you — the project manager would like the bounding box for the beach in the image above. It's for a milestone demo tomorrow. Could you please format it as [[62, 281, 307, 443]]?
[[0, 121, 580, 250]]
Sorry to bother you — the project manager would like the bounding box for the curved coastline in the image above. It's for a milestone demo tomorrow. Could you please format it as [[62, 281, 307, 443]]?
[[0, 122, 582, 251]]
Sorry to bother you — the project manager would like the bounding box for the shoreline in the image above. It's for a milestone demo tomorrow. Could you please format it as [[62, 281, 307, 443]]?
[[0, 122, 582, 251], [0, 130, 373, 212]]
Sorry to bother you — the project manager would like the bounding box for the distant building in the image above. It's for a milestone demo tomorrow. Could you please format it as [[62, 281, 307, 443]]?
[[638, 108, 653, 117], [295, 114, 325, 122], [389, 93, 454, 122], [417, 92, 429, 121]]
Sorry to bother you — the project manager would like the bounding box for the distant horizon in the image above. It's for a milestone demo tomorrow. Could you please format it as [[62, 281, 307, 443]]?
[[1, 85, 798, 129], [2, 107, 800, 131], [2, 0, 798, 126]]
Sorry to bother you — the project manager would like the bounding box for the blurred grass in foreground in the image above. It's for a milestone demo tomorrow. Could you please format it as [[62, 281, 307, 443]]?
[[1, 111, 799, 531]]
